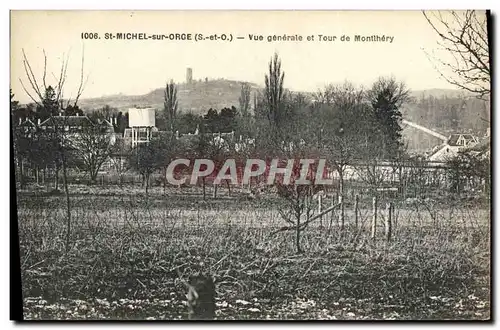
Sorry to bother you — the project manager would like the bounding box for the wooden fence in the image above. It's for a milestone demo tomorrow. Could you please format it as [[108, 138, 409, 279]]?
[[315, 193, 395, 242]]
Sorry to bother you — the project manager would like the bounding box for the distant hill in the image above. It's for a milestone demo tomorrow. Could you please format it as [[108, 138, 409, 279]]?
[[409, 88, 477, 100], [77, 79, 262, 115], [76, 81, 488, 153], [78, 79, 473, 115]]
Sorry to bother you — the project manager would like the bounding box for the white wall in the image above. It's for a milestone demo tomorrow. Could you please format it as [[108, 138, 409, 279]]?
[[128, 108, 156, 127]]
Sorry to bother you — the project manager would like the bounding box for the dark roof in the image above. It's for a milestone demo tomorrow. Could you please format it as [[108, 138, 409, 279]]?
[[447, 134, 460, 146], [40, 116, 93, 127]]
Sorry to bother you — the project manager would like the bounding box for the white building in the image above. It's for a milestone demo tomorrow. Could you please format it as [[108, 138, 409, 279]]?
[[428, 133, 479, 162], [123, 107, 158, 147]]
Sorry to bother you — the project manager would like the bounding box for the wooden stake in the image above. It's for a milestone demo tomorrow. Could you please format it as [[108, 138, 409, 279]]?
[[385, 202, 393, 242], [354, 194, 359, 229], [339, 194, 344, 231], [371, 196, 377, 239], [318, 195, 323, 228]]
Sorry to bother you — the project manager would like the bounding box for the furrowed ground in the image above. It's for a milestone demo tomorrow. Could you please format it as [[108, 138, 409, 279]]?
[[16, 184, 490, 320]]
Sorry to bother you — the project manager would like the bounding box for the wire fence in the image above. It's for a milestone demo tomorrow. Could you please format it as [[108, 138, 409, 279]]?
[[16, 182, 490, 243]]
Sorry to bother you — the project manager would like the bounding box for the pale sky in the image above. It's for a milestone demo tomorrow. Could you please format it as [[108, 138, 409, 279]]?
[[10, 10, 482, 104]]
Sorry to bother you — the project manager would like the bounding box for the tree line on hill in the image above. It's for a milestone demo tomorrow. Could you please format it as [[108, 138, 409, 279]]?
[[405, 94, 489, 135]]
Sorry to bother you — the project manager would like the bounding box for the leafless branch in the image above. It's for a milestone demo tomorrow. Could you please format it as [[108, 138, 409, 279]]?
[[72, 46, 88, 107], [18, 78, 41, 106], [422, 10, 490, 100], [21, 49, 44, 102], [19, 47, 88, 112], [55, 52, 70, 105], [42, 50, 48, 91]]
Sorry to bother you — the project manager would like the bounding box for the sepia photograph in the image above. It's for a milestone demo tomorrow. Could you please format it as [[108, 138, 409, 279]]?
[[10, 9, 491, 321]]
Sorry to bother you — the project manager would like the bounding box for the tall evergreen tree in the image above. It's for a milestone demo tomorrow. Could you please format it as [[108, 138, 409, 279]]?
[[164, 80, 178, 132], [367, 77, 410, 159], [264, 53, 285, 130], [37, 85, 59, 120]]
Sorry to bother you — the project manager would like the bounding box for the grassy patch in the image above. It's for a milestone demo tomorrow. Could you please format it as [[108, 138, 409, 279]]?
[[17, 189, 490, 320]]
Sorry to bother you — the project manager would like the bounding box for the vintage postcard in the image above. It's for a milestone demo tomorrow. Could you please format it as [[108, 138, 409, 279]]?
[[10, 10, 491, 321]]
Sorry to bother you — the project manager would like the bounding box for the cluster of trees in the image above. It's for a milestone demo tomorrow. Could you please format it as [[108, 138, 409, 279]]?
[[421, 10, 491, 196], [241, 53, 412, 252], [88, 105, 129, 134], [11, 89, 84, 126], [447, 150, 490, 195], [12, 48, 92, 250], [11, 89, 117, 188], [156, 106, 238, 135], [407, 94, 489, 133]]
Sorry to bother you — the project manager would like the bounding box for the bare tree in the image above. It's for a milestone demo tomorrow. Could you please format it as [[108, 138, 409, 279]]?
[[73, 118, 116, 184], [19, 48, 88, 109], [313, 82, 365, 109], [423, 10, 490, 99], [128, 138, 165, 195], [276, 183, 318, 253], [316, 82, 368, 229], [111, 138, 130, 187], [190, 132, 229, 200], [17, 48, 88, 251]]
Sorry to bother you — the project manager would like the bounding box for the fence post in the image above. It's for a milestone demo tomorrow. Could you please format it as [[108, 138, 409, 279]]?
[[329, 195, 335, 230], [354, 194, 359, 229], [338, 194, 344, 231], [318, 195, 323, 228], [385, 202, 393, 242], [371, 196, 377, 239]]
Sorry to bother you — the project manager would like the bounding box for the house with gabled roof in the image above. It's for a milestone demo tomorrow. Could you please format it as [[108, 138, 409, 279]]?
[[39, 114, 94, 133], [15, 118, 37, 136], [38, 114, 116, 148], [428, 133, 480, 162], [447, 133, 479, 148]]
